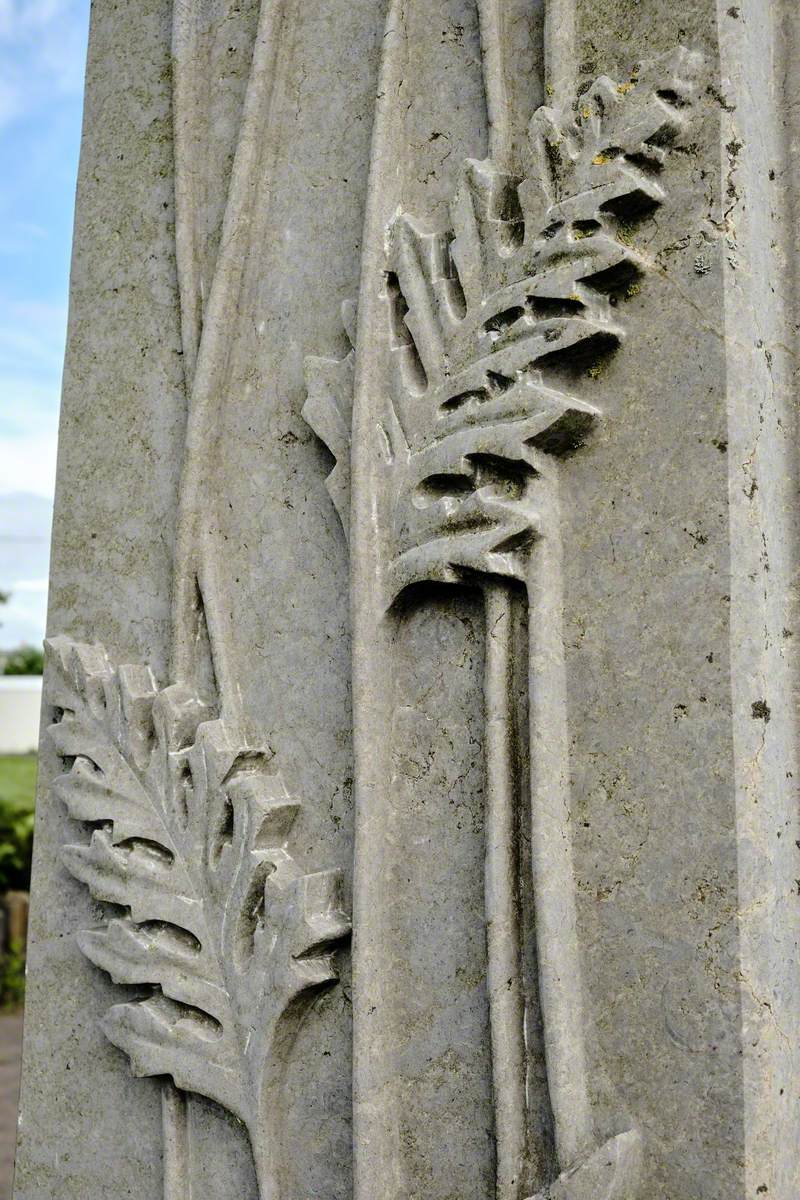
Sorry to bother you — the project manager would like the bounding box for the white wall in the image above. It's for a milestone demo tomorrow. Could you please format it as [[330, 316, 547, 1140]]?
[[0, 677, 42, 754]]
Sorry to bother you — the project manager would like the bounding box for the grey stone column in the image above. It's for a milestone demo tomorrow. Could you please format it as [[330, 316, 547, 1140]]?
[[12, 3, 800, 1200]]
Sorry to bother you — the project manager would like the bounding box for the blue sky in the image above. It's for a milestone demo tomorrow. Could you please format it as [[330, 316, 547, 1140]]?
[[0, 0, 90, 646]]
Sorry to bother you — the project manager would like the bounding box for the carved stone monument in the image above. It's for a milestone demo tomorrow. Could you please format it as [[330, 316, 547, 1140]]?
[[12, 3, 800, 1199]]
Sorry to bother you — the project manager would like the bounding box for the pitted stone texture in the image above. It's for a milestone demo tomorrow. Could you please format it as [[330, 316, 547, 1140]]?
[[13, 3, 800, 1200]]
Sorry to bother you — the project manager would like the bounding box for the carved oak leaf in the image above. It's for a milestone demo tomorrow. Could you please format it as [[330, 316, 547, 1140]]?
[[47, 636, 350, 1194]]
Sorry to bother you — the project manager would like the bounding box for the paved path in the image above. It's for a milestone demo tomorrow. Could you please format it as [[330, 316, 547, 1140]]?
[[0, 1014, 22, 1200]]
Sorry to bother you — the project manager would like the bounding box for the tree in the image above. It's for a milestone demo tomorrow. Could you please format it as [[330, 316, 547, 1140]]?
[[3, 645, 44, 676]]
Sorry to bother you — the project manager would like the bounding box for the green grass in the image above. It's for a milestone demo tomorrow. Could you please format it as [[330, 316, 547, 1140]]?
[[0, 755, 37, 895], [0, 755, 36, 1006], [0, 754, 37, 809]]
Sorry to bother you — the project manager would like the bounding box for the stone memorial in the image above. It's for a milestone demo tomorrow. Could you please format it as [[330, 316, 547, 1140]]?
[[12, 2, 800, 1198]]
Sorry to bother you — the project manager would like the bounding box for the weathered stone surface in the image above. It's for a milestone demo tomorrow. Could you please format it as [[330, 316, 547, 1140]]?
[[13, 3, 800, 1200]]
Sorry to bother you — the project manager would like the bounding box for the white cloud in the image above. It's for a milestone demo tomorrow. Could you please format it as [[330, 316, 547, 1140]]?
[[14, 223, 46, 239], [0, 376, 61, 436], [0, 430, 58, 496], [9, 577, 47, 592], [0, 492, 53, 646], [0, 585, 47, 648]]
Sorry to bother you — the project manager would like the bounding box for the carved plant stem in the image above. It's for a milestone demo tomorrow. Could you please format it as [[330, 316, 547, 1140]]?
[[172, 4, 201, 391], [348, 6, 408, 1198], [171, 0, 288, 731], [308, 2, 699, 1196], [543, 0, 576, 102], [348, 5, 594, 1196], [166, 1, 288, 1192], [524, 464, 593, 1169], [477, 0, 515, 172], [474, 9, 527, 1192], [476, 6, 535, 1194], [484, 583, 529, 1198], [162, 1081, 191, 1200], [477, 1, 592, 1183]]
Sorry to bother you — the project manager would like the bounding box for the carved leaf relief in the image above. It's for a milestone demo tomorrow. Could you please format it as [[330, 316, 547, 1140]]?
[[48, 636, 350, 1190], [381, 47, 702, 599], [305, 48, 703, 603], [303, 37, 704, 1200]]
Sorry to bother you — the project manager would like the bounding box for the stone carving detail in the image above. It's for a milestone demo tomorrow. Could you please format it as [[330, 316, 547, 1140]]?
[[305, 48, 703, 596], [45, 5, 350, 1196], [45, 1, 703, 1194], [376, 47, 702, 602], [304, 299, 357, 539], [48, 636, 350, 1198], [305, 13, 703, 1200]]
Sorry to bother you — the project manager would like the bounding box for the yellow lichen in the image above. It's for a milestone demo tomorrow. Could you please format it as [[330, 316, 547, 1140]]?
[[592, 152, 611, 166], [617, 81, 635, 95], [626, 281, 641, 298], [545, 82, 554, 97]]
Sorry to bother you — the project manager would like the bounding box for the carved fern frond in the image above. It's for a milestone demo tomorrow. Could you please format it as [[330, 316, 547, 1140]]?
[[304, 48, 703, 604], [380, 48, 701, 599], [529, 48, 703, 221], [48, 636, 350, 1180]]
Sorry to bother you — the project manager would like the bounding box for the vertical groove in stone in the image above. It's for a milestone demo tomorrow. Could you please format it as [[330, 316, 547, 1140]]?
[[478, 0, 546, 169]]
